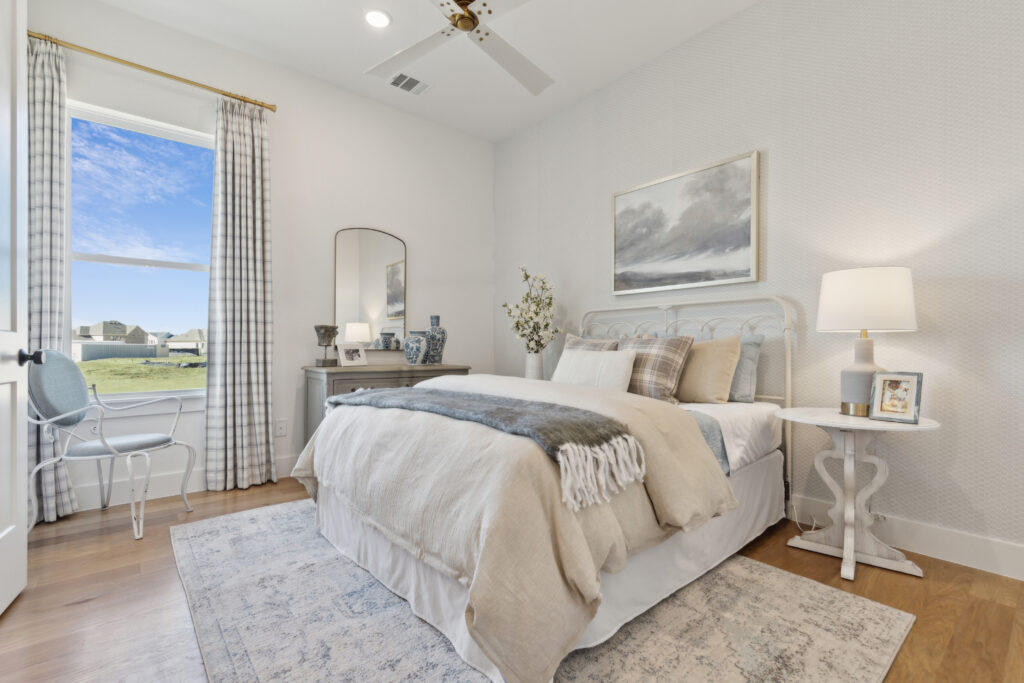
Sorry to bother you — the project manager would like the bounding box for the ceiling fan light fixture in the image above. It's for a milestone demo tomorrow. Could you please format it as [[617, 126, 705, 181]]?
[[365, 9, 392, 28]]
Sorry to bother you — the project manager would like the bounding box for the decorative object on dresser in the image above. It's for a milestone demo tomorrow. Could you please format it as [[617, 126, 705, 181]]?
[[777, 407, 939, 580], [403, 331, 428, 365], [313, 324, 339, 367], [423, 315, 447, 364], [303, 363, 470, 441], [338, 344, 368, 367], [816, 266, 917, 416], [501, 266, 560, 379], [869, 371, 923, 424], [613, 151, 758, 295]]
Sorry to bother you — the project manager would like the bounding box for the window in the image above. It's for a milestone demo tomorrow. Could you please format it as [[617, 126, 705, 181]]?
[[69, 107, 215, 395]]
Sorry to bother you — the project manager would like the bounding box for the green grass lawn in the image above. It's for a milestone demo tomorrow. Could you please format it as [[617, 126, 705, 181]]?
[[77, 356, 207, 395]]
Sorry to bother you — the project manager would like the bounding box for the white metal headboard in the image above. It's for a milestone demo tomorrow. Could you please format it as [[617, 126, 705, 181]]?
[[580, 295, 795, 508]]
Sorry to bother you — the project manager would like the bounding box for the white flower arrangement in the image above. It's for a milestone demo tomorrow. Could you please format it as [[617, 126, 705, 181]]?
[[501, 266, 560, 354]]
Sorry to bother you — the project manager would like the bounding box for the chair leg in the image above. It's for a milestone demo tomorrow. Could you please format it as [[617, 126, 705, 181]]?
[[95, 458, 115, 510], [125, 452, 152, 540], [180, 443, 196, 513], [26, 456, 63, 531]]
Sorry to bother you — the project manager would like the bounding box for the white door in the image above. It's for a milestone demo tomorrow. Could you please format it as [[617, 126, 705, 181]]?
[[0, 0, 29, 615]]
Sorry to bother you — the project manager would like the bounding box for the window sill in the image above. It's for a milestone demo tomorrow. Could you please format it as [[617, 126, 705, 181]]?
[[91, 390, 206, 418]]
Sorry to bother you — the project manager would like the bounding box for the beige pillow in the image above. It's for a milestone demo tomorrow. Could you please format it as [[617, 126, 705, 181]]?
[[619, 336, 694, 404], [676, 334, 743, 403]]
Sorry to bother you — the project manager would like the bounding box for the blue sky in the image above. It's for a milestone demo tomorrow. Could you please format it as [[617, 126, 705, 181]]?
[[71, 118, 214, 335]]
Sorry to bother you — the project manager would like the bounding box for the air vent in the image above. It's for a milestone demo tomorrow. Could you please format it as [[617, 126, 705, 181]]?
[[389, 73, 430, 95]]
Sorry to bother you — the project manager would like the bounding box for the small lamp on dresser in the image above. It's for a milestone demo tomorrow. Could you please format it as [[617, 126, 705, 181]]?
[[343, 322, 372, 346], [816, 266, 917, 416]]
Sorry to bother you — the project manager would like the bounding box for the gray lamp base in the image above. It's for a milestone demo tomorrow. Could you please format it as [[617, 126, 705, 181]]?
[[839, 337, 883, 416]]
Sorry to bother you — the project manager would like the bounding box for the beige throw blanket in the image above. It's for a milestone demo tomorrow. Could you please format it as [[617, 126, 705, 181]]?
[[292, 374, 736, 682]]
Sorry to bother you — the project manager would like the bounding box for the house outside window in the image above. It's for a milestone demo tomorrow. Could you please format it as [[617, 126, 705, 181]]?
[[68, 103, 214, 395]]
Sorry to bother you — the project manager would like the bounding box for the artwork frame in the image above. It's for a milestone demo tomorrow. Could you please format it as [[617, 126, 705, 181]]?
[[338, 344, 369, 367], [868, 371, 923, 424], [613, 151, 759, 295], [386, 259, 406, 320]]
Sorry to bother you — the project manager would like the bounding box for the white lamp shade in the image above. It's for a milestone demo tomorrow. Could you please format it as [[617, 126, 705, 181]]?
[[816, 267, 917, 333], [344, 322, 372, 343]]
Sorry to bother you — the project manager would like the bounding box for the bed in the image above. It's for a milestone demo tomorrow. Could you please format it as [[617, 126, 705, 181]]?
[[294, 296, 794, 682]]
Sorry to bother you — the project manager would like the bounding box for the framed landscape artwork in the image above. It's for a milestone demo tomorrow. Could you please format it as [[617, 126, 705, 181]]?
[[386, 259, 405, 319], [613, 151, 759, 295]]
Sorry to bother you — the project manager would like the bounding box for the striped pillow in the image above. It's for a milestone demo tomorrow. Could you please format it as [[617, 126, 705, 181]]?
[[619, 336, 694, 404], [564, 333, 619, 351]]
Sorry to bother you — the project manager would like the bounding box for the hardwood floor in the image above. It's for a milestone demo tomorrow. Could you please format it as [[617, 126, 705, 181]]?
[[1, 482, 1020, 682]]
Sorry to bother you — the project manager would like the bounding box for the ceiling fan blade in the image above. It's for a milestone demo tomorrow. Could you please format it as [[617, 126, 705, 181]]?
[[366, 29, 455, 78], [471, 24, 553, 95]]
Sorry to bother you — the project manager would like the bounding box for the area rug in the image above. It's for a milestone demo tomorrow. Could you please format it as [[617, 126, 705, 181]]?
[[171, 500, 914, 682]]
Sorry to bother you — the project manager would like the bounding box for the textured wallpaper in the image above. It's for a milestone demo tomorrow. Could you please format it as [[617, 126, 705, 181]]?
[[492, 0, 1024, 544]]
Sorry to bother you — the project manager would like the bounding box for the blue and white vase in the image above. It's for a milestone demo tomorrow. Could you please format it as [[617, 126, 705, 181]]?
[[404, 332, 427, 365], [379, 332, 396, 350], [423, 315, 447, 364]]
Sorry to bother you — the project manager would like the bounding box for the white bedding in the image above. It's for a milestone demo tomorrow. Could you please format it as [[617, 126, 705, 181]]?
[[682, 400, 782, 471]]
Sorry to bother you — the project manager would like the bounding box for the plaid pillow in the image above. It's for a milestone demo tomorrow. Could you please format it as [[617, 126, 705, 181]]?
[[564, 333, 619, 351], [619, 336, 694, 403]]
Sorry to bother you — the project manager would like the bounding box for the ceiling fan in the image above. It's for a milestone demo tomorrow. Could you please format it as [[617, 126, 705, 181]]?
[[366, 0, 553, 95]]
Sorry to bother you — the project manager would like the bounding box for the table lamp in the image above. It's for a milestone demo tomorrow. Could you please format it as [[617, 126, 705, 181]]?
[[816, 267, 917, 416], [344, 322, 372, 345]]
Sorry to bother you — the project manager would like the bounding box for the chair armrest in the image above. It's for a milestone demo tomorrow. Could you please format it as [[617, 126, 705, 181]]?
[[90, 385, 184, 437], [26, 403, 99, 427]]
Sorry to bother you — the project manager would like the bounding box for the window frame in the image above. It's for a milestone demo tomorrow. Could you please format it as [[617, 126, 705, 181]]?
[[65, 101, 215, 402]]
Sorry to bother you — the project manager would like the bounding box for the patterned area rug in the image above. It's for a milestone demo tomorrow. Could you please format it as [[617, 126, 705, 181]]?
[[171, 500, 914, 682]]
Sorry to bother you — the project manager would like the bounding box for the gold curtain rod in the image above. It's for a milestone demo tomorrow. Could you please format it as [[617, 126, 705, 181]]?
[[27, 30, 277, 112]]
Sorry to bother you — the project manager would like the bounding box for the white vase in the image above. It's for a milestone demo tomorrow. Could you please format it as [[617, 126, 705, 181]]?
[[525, 352, 543, 380]]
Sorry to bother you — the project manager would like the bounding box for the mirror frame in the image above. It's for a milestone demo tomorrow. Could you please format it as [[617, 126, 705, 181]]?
[[334, 227, 407, 343]]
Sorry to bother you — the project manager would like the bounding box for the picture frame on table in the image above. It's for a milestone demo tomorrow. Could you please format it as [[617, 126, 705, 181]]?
[[869, 372, 923, 424], [338, 344, 369, 367]]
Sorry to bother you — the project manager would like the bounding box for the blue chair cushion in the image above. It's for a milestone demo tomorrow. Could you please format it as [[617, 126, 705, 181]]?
[[67, 433, 174, 458], [28, 350, 90, 426]]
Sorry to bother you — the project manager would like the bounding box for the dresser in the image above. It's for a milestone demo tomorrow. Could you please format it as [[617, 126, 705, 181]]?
[[304, 363, 471, 441]]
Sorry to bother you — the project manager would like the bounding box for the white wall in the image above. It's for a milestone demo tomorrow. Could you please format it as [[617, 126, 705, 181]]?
[[493, 0, 1024, 574], [29, 0, 496, 508]]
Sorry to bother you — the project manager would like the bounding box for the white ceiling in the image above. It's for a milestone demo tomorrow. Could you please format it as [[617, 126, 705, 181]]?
[[94, 0, 761, 141]]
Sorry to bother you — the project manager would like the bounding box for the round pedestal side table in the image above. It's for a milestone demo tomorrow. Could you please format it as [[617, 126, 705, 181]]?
[[777, 407, 940, 581]]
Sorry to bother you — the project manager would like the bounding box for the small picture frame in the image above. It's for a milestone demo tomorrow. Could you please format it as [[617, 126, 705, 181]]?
[[338, 344, 368, 367], [869, 372, 923, 424]]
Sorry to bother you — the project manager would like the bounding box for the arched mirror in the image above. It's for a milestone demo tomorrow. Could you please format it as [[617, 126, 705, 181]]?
[[335, 228, 406, 347]]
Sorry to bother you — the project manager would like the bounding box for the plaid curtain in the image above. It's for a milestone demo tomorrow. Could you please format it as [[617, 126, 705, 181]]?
[[27, 37, 77, 521], [205, 98, 276, 490]]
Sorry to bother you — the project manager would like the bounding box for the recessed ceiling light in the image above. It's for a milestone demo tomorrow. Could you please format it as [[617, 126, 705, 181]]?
[[365, 10, 391, 28]]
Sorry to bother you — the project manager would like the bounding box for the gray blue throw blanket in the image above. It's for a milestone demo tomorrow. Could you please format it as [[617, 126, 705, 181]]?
[[327, 387, 646, 511]]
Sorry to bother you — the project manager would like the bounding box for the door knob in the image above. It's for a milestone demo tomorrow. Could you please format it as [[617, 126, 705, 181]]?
[[18, 349, 45, 366]]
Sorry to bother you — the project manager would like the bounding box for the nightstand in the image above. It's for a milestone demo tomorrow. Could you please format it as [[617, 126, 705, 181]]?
[[776, 407, 940, 581]]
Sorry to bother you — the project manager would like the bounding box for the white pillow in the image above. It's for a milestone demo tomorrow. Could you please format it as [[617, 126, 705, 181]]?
[[551, 349, 637, 391]]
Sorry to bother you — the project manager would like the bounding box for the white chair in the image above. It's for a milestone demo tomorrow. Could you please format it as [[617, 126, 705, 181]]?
[[27, 350, 196, 539]]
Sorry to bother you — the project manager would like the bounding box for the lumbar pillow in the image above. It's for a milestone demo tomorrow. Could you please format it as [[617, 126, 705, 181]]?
[[551, 349, 637, 391], [676, 334, 743, 403], [618, 336, 694, 404], [728, 334, 765, 403], [564, 333, 619, 351]]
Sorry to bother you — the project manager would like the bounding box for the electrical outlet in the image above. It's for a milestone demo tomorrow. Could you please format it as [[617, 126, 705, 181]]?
[[274, 419, 287, 437]]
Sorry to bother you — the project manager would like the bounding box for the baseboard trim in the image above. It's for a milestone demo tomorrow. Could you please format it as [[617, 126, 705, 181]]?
[[791, 494, 1024, 581], [71, 452, 301, 511]]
